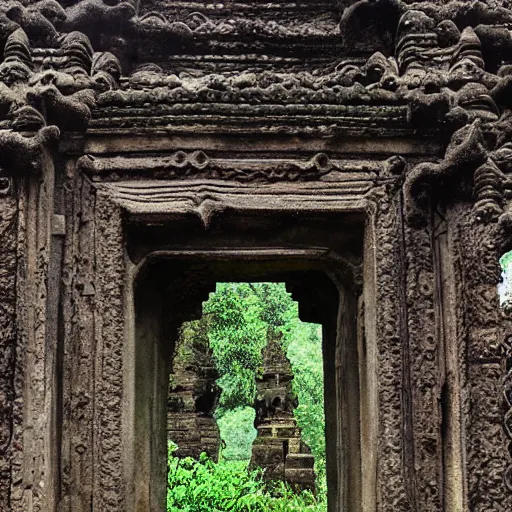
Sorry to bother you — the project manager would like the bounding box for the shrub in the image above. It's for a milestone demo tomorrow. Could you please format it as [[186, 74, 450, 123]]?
[[167, 447, 326, 512]]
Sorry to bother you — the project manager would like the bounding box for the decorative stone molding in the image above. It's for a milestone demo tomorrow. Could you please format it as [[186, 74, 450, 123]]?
[[77, 152, 392, 183]]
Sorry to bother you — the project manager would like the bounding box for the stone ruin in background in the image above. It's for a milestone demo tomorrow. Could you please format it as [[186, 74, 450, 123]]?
[[167, 328, 316, 491], [251, 335, 316, 491], [167, 328, 221, 461]]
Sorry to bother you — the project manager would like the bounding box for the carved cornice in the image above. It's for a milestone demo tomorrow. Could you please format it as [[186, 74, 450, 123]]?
[[100, 179, 374, 227], [3, 0, 512, 184], [77, 152, 393, 183], [0, 3, 508, 123]]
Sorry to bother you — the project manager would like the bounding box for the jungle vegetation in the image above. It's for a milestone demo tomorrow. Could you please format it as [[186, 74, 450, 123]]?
[[167, 283, 327, 511]]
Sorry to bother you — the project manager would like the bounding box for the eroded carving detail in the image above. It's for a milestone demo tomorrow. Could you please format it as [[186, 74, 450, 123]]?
[[0, 192, 17, 510], [0, 125, 59, 175]]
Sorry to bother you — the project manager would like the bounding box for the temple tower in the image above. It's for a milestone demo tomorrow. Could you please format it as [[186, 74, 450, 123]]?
[[167, 327, 221, 460], [251, 335, 316, 491]]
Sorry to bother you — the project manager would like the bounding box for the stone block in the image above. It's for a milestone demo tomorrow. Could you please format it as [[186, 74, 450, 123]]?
[[285, 468, 316, 491], [285, 453, 315, 469]]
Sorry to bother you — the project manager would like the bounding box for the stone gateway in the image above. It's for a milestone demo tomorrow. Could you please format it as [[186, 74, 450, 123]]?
[[1, 0, 512, 511]]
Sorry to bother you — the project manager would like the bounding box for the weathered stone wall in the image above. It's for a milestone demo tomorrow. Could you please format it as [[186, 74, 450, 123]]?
[[0, 182, 18, 510], [1, 1, 512, 511]]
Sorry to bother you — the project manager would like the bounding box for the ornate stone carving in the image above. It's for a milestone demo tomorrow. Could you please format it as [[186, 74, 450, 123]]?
[[0, 28, 33, 86], [63, 0, 135, 34], [0, 1, 512, 511], [76, 152, 384, 183], [0, 192, 18, 511], [404, 120, 487, 225], [4, 2, 60, 46]]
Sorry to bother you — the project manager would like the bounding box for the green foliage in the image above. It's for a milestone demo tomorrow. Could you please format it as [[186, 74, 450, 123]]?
[[253, 283, 298, 331], [215, 370, 257, 414], [173, 318, 212, 373], [499, 251, 512, 304], [500, 250, 512, 269], [175, 282, 327, 497], [167, 448, 326, 512], [203, 283, 269, 416], [217, 407, 257, 462]]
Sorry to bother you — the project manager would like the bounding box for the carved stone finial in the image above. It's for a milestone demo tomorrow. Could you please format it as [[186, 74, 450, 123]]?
[[395, 10, 437, 76], [0, 28, 33, 85], [4, 28, 32, 68], [404, 120, 487, 225], [91, 52, 121, 91], [451, 27, 485, 70], [61, 31, 93, 73], [0, 125, 59, 176]]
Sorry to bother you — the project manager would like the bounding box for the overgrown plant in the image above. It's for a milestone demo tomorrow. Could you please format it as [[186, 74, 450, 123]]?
[[167, 446, 326, 512], [216, 406, 257, 462]]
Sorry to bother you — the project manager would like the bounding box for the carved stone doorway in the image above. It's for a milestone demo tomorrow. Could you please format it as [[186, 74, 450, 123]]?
[[3, 1, 512, 511], [128, 208, 369, 512]]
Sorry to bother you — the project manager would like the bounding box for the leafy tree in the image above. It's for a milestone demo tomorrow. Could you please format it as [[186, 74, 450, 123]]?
[[203, 283, 269, 416], [217, 407, 257, 462]]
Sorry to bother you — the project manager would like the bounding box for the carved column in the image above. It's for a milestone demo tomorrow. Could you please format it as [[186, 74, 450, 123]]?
[[0, 177, 18, 511], [92, 189, 126, 510], [9, 150, 60, 512], [371, 187, 412, 512], [60, 171, 127, 512], [60, 168, 97, 512], [456, 211, 512, 511], [403, 208, 443, 510]]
